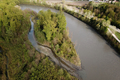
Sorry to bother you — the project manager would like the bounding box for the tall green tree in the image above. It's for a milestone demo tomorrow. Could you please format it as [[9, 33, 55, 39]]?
[[0, 1, 23, 42]]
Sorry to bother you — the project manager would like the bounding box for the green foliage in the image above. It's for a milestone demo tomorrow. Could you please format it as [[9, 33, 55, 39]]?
[[83, 2, 120, 29], [115, 32, 120, 40], [64, 4, 120, 53], [0, 1, 79, 80], [42, 20, 57, 41], [89, 17, 109, 33], [83, 9, 92, 18], [0, 0, 32, 79], [34, 10, 80, 66], [57, 13, 66, 32], [0, 1, 24, 43], [114, 2, 120, 6], [0, 0, 19, 5], [29, 57, 77, 80], [18, 0, 29, 3], [36, 10, 66, 41]]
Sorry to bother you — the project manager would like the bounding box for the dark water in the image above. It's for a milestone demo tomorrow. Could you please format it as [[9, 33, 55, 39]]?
[[20, 4, 120, 80]]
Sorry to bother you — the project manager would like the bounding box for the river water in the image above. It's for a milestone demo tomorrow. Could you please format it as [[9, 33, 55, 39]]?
[[20, 4, 120, 80]]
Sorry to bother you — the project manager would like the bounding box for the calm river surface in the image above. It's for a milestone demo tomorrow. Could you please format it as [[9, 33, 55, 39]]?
[[20, 4, 120, 80]]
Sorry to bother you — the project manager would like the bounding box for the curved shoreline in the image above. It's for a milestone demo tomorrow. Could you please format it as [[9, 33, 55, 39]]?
[[19, 2, 120, 52]]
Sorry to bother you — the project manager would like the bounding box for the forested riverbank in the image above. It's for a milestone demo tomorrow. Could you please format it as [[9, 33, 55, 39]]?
[[62, 2, 120, 54], [18, 0, 120, 53], [83, 1, 120, 29], [0, 0, 81, 80], [62, 8, 120, 53]]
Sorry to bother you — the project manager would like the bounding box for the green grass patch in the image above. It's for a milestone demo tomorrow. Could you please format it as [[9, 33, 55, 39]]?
[[115, 32, 120, 40]]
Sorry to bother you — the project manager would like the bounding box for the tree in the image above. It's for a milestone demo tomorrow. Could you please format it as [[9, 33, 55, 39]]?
[[57, 13, 66, 33], [42, 20, 57, 41], [0, 0, 23, 42]]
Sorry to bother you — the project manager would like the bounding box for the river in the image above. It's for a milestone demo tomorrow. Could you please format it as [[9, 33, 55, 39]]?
[[20, 4, 120, 80]]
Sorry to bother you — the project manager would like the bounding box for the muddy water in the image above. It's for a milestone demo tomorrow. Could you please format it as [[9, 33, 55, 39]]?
[[20, 4, 120, 80]]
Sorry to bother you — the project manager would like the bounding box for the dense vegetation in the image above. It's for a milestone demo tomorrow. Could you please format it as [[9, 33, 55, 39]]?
[[83, 1, 120, 29], [114, 2, 120, 6], [0, 0, 31, 79], [34, 10, 80, 65], [0, 0, 80, 80]]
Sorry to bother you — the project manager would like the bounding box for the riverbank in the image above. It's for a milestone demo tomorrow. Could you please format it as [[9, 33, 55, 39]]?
[[19, 1, 120, 54], [61, 7, 120, 54]]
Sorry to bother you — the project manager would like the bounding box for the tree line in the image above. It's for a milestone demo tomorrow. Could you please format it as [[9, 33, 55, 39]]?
[[83, 1, 120, 29]]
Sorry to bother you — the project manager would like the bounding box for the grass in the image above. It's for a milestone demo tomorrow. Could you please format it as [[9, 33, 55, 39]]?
[[115, 32, 120, 40]]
